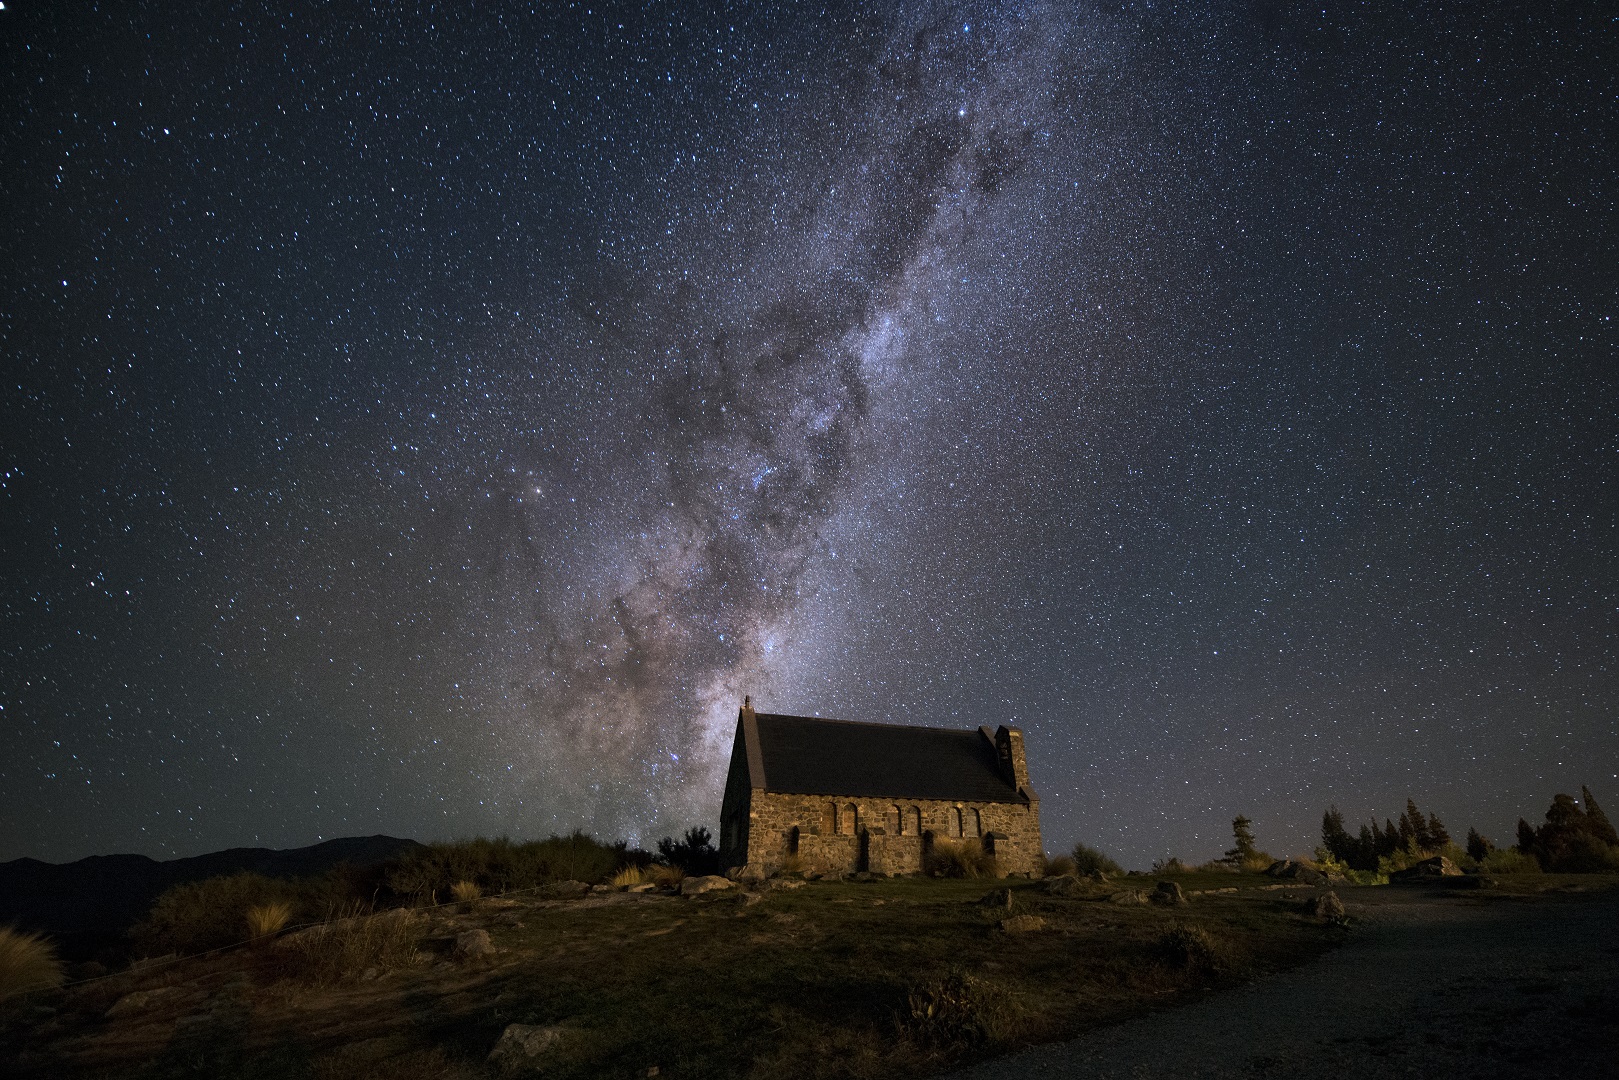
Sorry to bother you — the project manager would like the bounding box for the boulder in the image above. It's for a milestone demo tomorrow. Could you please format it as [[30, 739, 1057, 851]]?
[[1110, 889, 1151, 905], [1039, 874, 1088, 898], [1150, 881, 1187, 905], [1305, 891, 1346, 919], [1389, 856, 1463, 882], [543, 880, 591, 899], [455, 929, 494, 959], [1264, 859, 1328, 886], [998, 914, 1046, 933], [978, 887, 1015, 909], [488, 1023, 564, 1064], [679, 875, 736, 897], [627, 882, 658, 894], [105, 986, 178, 1018]]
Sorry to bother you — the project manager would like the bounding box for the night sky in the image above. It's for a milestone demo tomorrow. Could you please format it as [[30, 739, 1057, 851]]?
[[3, 3, 1615, 868]]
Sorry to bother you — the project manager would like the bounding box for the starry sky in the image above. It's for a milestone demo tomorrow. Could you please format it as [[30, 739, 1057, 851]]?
[[3, 2, 1615, 868]]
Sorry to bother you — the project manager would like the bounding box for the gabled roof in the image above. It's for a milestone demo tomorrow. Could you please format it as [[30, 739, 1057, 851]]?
[[742, 711, 1026, 804]]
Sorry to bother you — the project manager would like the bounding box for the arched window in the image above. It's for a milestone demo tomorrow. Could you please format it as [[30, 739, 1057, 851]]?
[[787, 825, 800, 855], [890, 805, 903, 834], [951, 807, 964, 838], [908, 806, 922, 837], [821, 802, 836, 835], [842, 803, 859, 836], [971, 808, 982, 837]]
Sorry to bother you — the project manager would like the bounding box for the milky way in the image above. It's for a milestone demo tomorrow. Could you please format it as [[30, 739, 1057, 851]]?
[[3, 4, 1615, 864]]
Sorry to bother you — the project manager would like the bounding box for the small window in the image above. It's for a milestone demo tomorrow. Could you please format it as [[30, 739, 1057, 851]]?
[[787, 825, 800, 855], [821, 802, 836, 835], [971, 808, 982, 837], [890, 805, 903, 834], [951, 807, 964, 838], [908, 806, 922, 836], [842, 803, 859, 836]]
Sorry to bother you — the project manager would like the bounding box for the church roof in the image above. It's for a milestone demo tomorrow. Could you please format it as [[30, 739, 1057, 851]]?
[[744, 712, 1027, 804]]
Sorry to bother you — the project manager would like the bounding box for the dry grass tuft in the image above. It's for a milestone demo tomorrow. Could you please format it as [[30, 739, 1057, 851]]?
[[1041, 854, 1077, 878], [449, 880, 483, 903], [245, 901, 293, 939], [646, 863, 686, 887], [610, 864, 645, 888], [904, 969, 1023, 1049], [924, 839, 999, 879], [0, 925, 65, 1000], [283, 908, 425, 985], [776, 853, 807, 877], [1156, 922, 1221, 974]]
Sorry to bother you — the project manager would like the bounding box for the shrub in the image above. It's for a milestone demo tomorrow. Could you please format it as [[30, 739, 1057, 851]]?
[[132, 872, 298, 956], [904, 970, 1020, 1049], [246, 901, 293, 940], [1151, 856, 1187, 874], [924, 839, 998, 879], [1069, 842, 1123, 876], [1041, 854, 1076, 878], [282, 908, 424, 985], [1546, 833, 1619, 874], [383, 831, 633, 899], [1156, 923, 1220, 974], [1480, 848, 1541, 875], [655, 826, 721, 876], [610, 865, 645, 888], [0, 926, 64, 1000], [449, 880, 482, 903]]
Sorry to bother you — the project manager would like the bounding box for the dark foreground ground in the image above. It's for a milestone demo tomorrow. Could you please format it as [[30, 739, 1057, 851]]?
[[947, 883, 1619, 1080]]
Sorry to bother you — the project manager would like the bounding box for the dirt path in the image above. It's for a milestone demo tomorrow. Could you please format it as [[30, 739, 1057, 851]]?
[[947, 886, 1619, 1080]]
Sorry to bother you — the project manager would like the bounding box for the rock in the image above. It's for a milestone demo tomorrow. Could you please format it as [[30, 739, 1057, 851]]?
[[1110, 889, 1151, 905], [544, 880, 591, 899], [1039, 874, 1088, 897], [106, 986, 178, 1017], [1085, 870, 1113, 883], [679, 875, 736, 897], [1306, 891, 1346, 919], [488, 1023, 564, 1064], [1264, 859, 1329, 886], [455, 929, 494, 959], [850, 870, 878, 882], [768, 878, 806, 891], [978, 887, 1015, 909], [1389, 856, 1464, 882], [1189, 887, 1239, 896], [1150, 881, 1187, 905], [627, 882, 658, 894], [998, 914, 1046, 933]]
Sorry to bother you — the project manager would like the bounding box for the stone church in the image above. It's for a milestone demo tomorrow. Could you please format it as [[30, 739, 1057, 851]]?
[[718, 698, 1043, 876]]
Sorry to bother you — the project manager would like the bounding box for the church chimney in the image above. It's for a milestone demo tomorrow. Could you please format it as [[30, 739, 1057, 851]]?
[[995, 725, 1030, 794], [741, 695, 756, 721]]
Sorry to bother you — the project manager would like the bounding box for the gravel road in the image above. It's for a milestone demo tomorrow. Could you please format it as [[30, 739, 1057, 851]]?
[[946, 886, 1619, 1080]]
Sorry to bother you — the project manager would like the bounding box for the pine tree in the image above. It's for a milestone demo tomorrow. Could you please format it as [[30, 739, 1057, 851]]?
[[1516, 818, 1538, 855], [1426, 813, 1451, 849], [1382, 819, 1402, 857], [1581, 786, 1619, 847], [1356, 824, 1377, 871], [1321, 807, 1353, 863], [1465, 827, 1492, 863], [1225, 815, 1259, 863]]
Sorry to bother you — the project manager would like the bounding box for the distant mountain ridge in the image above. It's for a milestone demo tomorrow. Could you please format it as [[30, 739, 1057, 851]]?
[[0, 834, 423, 957]]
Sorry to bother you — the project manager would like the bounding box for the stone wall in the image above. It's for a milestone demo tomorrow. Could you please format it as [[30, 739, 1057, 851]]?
[[741, 791, 1042, 876]]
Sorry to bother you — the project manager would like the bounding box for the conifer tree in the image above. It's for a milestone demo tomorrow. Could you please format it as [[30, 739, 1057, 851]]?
[[1465, 827, 1492, 863], [1225, 815, 1259, 863], [1320, 807, 1353, 863], [1581, 786, 1619, 847], [1426, 813, 1451, 849], [1383, 819, 1402, 857], [1516, 818, 1538, 856]]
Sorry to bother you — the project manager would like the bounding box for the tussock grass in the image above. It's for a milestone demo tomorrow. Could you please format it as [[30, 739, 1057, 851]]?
[[777, 853, 807, 877], [1070, 842, 1123, 876], [0, 926, 64, 1000], [1041, 854, 1077, 878], [1156, 923, 1221, 974], [246, 901, 293, 939], [905, 969, 1025, 1050], [281, 907, 425, 985], [449, 880, 483, 903], [646, 863, 686, 887], [609, 865, 645, 888], [132, 872, 299, 956], [925, 839, 999, 879]]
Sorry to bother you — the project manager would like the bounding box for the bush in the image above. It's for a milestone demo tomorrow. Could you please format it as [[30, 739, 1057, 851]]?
[[383, 831, 632, 899], [133, 872, 298, 956], [1545, 833, 1619, 874], [1480, 848, 1541, 875], [281, 908, 424, 985], [610, 865, 645, 888], [904, 970, 1021, 1049], [1070, 842, 1123, 876], [655, 826, 721, 876], [646, 864, 686, 888], [0, 926, 64, 1000], [1041, 854, 1076, 878], [449, 880, 482, 903], [1151, 856, 1188, 874], [1156, 923, 1220, 974], [924, 839, 998, 879], [246, 901, 293, 940]]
